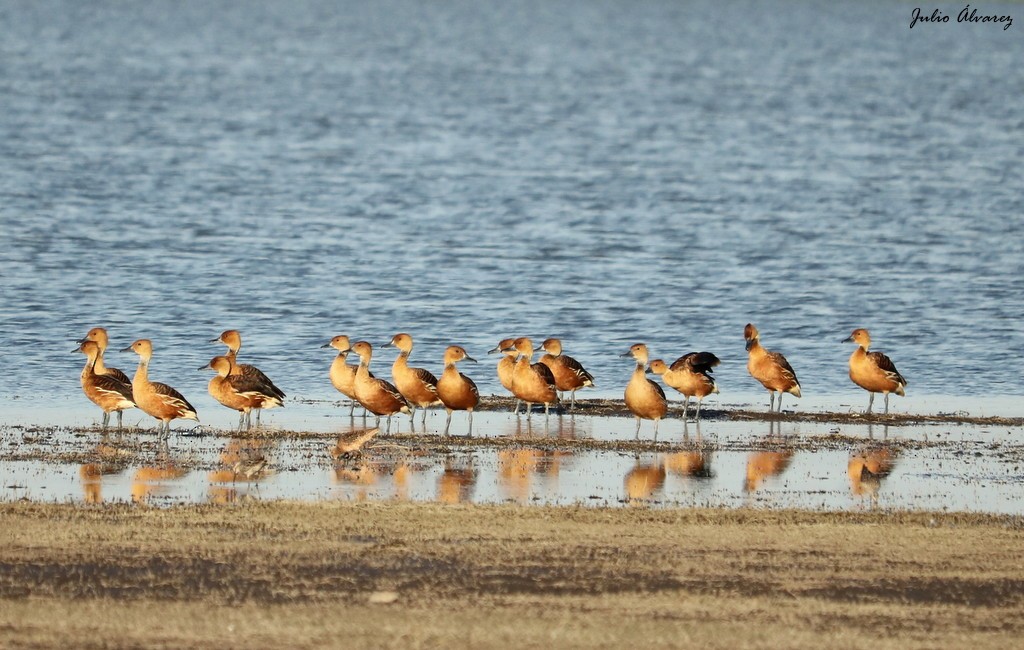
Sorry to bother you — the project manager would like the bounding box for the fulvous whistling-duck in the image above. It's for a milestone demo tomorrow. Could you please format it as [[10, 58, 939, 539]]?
[[620, 343, 668, 437], [75, 340, 135, 431], [537, 338, 595, 409], [210, 330, 285, 423], [744, 324, 801, 412], [437, 345, 480, 435], [382, 333, 442, 427], [201, 355, 283, 431], [350, 341, 411, 433], [502, 337, 559, 418], [120, 339, 198, 436], [842, 328, 907, 414], [78, 327, 132, 386], [488, 338, 521, 414], [321, 335, 371, 416], [647, 351, 720, 421]]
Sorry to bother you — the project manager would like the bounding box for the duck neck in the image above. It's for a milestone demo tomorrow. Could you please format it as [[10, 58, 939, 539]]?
[[81, 352, 98, 379], [394, 352, 410, 371], [134, 359, 150, 385], [442, 363, 459, 380], [356, 356, 371, 379]]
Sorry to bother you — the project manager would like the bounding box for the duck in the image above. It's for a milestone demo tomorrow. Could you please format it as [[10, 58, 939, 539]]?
[[349, 341, 411, 433], [382, 333, 442, 428], [201, 355, 283, 431], [647, 350, 720, 421], [502, 337, 558, 418], [744, 324, 801, 413], [321, 335, 366, 416], [436, 345, 480, 435], [210, 329, 285, 423], [120, 339, 198, 436], [487, 338, 522, 414], [77, 327, 132, 386], [843, 328, 907, 414], [537, 338, 595, 409], [620, 343, 668, 437], [74, 340, 135, 431]]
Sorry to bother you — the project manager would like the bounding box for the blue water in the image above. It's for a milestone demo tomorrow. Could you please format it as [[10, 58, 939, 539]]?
[[1, 0, 1022, 421]]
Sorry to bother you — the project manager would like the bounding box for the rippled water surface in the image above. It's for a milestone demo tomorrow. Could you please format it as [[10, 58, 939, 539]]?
[[1, 0, 1022, 420]]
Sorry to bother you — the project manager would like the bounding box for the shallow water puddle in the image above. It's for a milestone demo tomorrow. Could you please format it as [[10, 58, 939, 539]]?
[[2, 411, 1022, 512]]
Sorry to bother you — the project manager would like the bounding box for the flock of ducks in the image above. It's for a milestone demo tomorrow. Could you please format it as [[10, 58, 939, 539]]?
[[73, 324, 908, 437]]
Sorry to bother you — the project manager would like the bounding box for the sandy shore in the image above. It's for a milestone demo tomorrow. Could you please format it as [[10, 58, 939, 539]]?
[[1, 502, 1022, 649]]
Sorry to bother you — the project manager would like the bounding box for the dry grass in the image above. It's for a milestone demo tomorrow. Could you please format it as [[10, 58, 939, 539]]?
[[1, 502, 1023, 648]]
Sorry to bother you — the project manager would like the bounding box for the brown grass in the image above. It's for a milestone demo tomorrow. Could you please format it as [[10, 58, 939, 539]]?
[[1, 502, 1023, 648]]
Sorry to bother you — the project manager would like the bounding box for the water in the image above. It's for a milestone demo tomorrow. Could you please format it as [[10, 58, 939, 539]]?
[[1, 1, 1022, 423], [3, 414, 1021, 512]]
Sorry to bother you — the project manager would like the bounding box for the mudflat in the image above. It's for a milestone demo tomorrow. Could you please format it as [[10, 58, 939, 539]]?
[[1, 502, 1022, 649]]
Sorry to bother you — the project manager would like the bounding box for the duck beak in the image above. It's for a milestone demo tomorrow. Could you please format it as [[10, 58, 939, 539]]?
[[464, 354, 478, 363], [619, 350, 634, 358], [119, 345, 133, 353], [71, 345, 83, 353], [486, 346, 502, 355], [841, 335, 854, 343], [380, 341, 394, 348], [198, 362, 211, 371], [76, 336, 87, 344], [645, 365, 653, 374], [320, 342, 333, 349], [745, 338, 755, 351]]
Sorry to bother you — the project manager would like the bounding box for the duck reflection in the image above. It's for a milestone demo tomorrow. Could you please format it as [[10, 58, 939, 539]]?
[[664, 449, 712, 479], [131, 441, 187, 503], [624, 455, 666, 504], [849, 445, 898, 498], [744, 422, 795, 492], [550, 415, 588, 440], [665, 421, 713, 480], [392, 461, 412, 501], [498, 447, 567, 502], [438, 457, 477, 504], [80, 437, 132, 503]]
